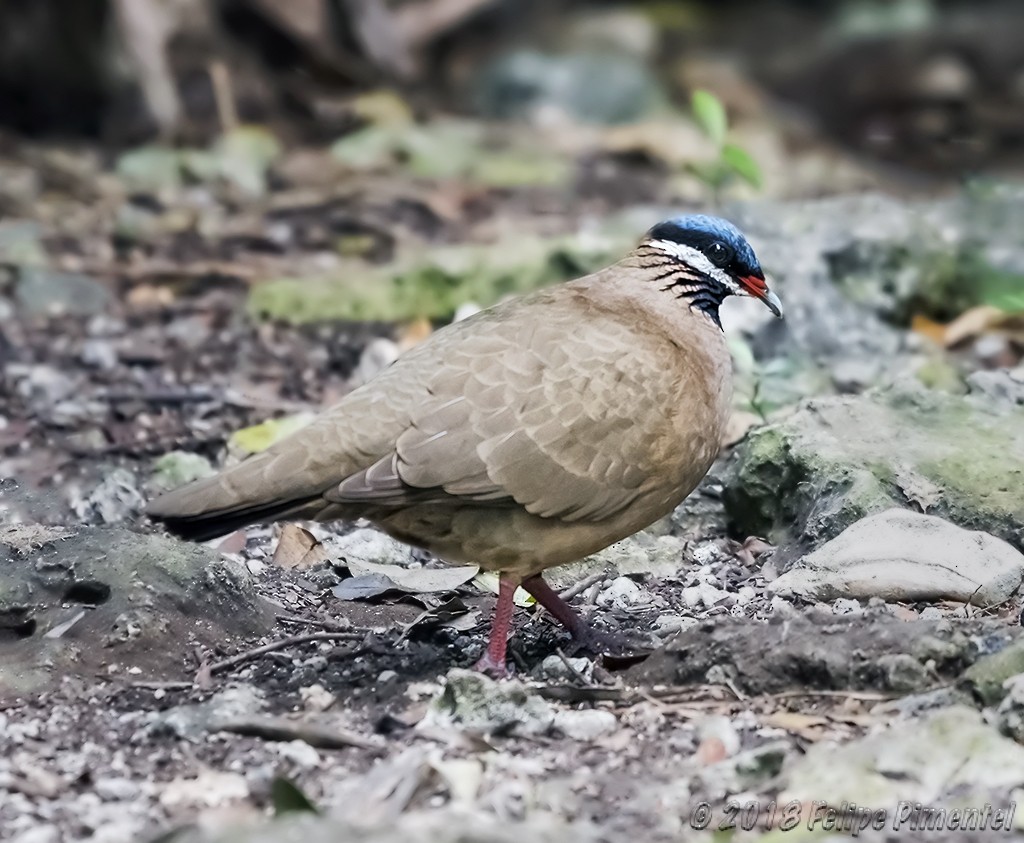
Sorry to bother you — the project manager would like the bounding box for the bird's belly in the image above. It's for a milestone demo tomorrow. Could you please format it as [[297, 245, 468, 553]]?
[[366, 470, 705, 580]]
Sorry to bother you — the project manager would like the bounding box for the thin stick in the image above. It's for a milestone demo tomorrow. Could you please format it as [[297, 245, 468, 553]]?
[[766, 689, 896, 702], [554, 647, 590, 685], [209, 60, 238, 133], [207, 631, 365, 675], [559, 572, 608, 601]]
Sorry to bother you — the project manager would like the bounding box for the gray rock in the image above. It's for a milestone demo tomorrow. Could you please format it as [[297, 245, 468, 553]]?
[[872, 686, 976, 719], [632, 613, 981, 696], [70, 469, 146, 525], [425, 669, 554, 736], [325, 528, 414, 568], [537, 654, 593, 683], [548, 530, 683, 588], [170, 812, 598, 843], [724, 386, 1024, 553], [998, 674, 1024, 743], [967, 367, 1024, 407], [15, 267, 112, 318], [770, 510, 1024, 606], [0, 525, 272, 695], [475, 49, 664, 125], [782, 706, 1024, 811], [146, 685, 267, 740], [92, 777, 141, 802], [962, 637, 1024, 706]]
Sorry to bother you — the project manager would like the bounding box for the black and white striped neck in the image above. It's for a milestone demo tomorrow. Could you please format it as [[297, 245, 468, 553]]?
[[630, 243, 730, 330]]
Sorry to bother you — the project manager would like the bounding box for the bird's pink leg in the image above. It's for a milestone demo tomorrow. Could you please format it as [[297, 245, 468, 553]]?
[[524, 574, 648, 659], [474, 573, 518, 677], [521, 574, 589, 639]]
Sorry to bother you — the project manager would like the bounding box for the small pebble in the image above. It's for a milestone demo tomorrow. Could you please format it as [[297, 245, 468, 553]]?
[[553, 709, 617, 741], [276, 740, 321, 769], [920, 606, 943, 621], [93, 778, 139, 802], [770, 595, 798, 618], [597, 576, 644, 609], [832, 598, 863, 615]]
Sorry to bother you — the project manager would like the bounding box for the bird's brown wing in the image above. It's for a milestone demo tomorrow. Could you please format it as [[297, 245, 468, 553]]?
[[149, 284, 722, 540], [328, 297, 702, 523]]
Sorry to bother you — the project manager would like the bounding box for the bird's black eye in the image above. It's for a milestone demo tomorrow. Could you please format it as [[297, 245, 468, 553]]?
[[706, 241, 733, 267]]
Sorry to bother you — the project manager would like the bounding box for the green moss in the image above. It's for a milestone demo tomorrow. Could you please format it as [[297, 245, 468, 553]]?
[[724, 389, 1024, 552], [248, 234, 629, 323], [962, 638, 1024, 706]]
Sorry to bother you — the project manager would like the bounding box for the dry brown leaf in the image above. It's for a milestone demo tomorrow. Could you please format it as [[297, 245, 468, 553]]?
[[216, 530, 248, 555], [695, 736, 729, 765], [910, 313, 947, 345], [764, 711, 830, 740], [398, 317, 433, 351], [272, 524, 329, 569], [943, 305, 1006, 347]]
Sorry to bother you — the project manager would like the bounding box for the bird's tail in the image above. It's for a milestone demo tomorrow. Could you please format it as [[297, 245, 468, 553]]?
[[146, 448, 326, 542]]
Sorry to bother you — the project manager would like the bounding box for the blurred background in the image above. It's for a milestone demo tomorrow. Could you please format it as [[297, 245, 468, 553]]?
[[1, 0, 1023, 500]]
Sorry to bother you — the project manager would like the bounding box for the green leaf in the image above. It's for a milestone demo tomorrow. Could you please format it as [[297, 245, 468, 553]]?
[[228, 413, 316, 457], [980, 271, 1024, 313], [270, 778, 320, 816], [691, 89, 728, 146], [721, 143, 763, 189]]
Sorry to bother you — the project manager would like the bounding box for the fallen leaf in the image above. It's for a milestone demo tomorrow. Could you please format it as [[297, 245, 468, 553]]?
[[347, 560, 479, 593], [397, 316, 433, 350], [332, 573, 400, 601], [273, 524, 329, 570], [217, 530, 248, 555], [764, 711, 830, 740], [942, 305, 1006, 347], [400, 596, 472, 638], [910, 313, 947, 345], [271, 777, 321, 816], [228, 413, 315, 457]]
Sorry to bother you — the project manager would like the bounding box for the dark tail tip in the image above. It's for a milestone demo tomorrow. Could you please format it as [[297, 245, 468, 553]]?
[[148, 496, 322, 544]]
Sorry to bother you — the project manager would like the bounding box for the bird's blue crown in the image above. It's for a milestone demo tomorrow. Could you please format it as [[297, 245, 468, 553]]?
[[648, 214, 762, 279]]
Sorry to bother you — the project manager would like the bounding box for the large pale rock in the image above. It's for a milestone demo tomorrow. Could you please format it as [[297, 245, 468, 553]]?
[[770, 509, 1024, 606], [724, 386, 1024, 553], [782, 706, 1024, 814]]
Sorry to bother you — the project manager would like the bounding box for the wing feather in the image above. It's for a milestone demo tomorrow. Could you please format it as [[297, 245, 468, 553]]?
[[327, 300, 695, 521]]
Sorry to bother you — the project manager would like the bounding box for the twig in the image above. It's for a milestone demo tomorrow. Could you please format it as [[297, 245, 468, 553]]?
[[554, 647, 590, 685], [559, 572, 609, 601], [535, 685, 625, 704], [206, 631, 365, 675], [128, 680, 193, 691], [217, 716, 381, 751], [209, 60, 239, 133], [766, 689, 897, 702], [98, 388, 218, 405], [274, 613, 355, 632]]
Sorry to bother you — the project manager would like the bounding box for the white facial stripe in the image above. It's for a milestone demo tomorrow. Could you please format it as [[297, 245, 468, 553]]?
[[649, 239, 740, 293]]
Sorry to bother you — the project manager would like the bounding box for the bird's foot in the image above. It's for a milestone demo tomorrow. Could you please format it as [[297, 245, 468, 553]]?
[[567, 625, 653, 660], [472, 651, 511, 678]]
